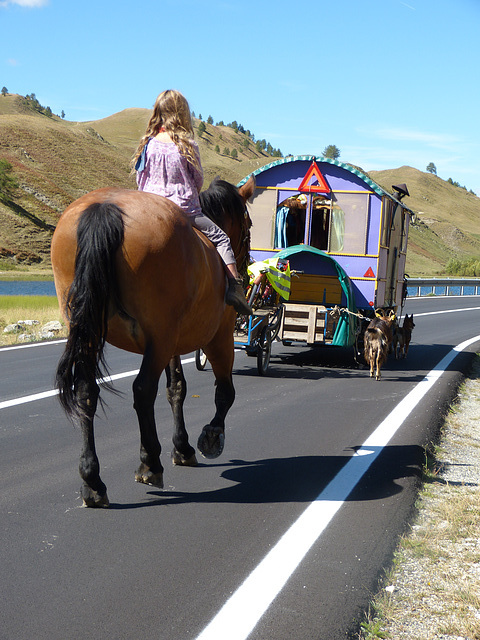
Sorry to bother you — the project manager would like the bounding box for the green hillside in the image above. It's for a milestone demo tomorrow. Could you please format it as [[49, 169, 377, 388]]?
[[0, 92, 479, 276], [369, 166, 480, 276]]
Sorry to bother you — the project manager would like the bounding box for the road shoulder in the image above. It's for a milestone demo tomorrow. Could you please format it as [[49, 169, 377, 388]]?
[[359, 354, 480, 639]]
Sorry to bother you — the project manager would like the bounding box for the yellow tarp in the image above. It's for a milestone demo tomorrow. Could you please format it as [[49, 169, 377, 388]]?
[[247, 258, 291, 301]]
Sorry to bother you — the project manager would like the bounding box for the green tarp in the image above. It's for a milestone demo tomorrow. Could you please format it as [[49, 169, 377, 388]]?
[[275, 245, 358, 347]]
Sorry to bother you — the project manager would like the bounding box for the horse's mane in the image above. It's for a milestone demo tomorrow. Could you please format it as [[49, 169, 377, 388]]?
[[199, 177, 244, 230], [199, 177, 251, 276]]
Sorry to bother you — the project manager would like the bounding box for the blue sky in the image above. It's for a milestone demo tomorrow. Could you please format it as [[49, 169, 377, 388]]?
[[1, 0, 479, 195]]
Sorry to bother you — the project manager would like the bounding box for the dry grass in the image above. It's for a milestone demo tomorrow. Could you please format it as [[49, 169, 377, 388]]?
[[0, 295, 67, 345]]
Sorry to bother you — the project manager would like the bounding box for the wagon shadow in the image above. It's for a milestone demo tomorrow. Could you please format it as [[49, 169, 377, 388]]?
[[234, 346, 365, 381], [109, 444, 434, 509], [233, 343, 474, 383]]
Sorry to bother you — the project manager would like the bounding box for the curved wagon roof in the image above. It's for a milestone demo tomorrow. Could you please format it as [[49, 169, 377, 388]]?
[[238, 155, 412, 210]]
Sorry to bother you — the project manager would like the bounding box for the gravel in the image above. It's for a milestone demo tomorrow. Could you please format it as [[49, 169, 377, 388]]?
[[359, 356, 480, 640]]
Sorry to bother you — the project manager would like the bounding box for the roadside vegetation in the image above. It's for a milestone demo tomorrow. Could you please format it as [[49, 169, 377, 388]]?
[[0, 295, 66, 346], [445, 257, 480, 277]]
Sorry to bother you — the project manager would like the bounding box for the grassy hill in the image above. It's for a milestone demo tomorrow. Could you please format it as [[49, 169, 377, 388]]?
[[369, 166, 480, 276], [0, 92, 479, 276]]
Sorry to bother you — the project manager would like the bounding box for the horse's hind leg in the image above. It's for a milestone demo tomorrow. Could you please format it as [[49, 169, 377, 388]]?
[[166, 356, 197, 466], [75, 360, 109, 507], [197, 335, 235, 459], [133, 346, 164, 488]]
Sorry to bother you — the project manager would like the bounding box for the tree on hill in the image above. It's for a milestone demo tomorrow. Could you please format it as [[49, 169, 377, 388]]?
[[1, 87, 8, 97], [256, 139, 267, 153], [231, 148, 238, 160], [426, 162, 437, 175], [322, 145, 340, 160], [197, 121, 206, 136], [0, 159, 18, 202]]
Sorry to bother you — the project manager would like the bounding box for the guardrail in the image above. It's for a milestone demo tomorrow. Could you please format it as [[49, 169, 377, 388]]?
[[407, 277, 480, 298]]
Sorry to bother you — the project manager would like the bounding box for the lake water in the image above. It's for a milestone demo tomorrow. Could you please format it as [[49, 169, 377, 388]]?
[[0, 281, 57, 296]]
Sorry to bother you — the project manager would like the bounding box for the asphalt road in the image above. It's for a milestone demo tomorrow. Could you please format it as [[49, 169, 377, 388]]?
[[1, 296, 480, 640]]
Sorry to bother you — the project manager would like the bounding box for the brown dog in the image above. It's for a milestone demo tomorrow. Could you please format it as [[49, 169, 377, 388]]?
[[393, 314, 415, 359], [363, 310, 396, 380]]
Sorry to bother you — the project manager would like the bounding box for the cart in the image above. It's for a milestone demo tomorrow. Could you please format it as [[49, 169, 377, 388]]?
[[234, 303, 284, 375], [274, 245, 359, 350]]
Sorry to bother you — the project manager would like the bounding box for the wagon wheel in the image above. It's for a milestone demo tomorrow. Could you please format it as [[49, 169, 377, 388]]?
[[195, 349, 208, 370], [257, 326, 272, 376], [268, 304, 284, 342]]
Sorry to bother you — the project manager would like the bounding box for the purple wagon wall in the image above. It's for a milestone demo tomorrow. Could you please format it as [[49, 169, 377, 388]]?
[[239, 156, 411, 312]]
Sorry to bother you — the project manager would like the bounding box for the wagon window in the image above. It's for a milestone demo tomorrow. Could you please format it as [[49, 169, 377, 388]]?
[[275, 193, 307, 248], [249, 188, 278, 249], [329, 207, 345, 252], [328, 193, 368, 254], [309, 197, 331, 250]]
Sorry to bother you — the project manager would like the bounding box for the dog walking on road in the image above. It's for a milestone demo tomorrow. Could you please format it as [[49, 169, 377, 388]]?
[[393, 314, 415, 359], [363, 310, 396, 380]]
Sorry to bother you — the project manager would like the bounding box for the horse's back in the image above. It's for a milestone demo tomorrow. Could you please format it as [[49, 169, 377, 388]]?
[[51, 188, 231, 358]]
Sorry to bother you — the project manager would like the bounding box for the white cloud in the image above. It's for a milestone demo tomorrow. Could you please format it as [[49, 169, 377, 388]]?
[[0, 0, 49, 7], [371, 127, 462, 150]]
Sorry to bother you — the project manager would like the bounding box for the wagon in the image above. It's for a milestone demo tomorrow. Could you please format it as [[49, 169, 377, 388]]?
[[237, 156, 413, 353]]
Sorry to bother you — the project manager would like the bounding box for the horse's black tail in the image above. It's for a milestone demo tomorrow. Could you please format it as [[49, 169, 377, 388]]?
[[55, 202, 125, 421]]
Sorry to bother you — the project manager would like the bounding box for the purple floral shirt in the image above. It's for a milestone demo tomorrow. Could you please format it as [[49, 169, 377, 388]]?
[[136, 138, 203, 216]]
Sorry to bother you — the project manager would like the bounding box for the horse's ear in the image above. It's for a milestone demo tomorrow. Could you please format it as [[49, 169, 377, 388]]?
[[238, 175, 256, 202]]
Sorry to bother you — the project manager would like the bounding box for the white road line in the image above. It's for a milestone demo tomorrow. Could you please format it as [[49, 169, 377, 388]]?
[[0, 338, 67, 352], [0, 357, 196, 411], [194, 334, 480, 640], [412, 306, 480, 317]]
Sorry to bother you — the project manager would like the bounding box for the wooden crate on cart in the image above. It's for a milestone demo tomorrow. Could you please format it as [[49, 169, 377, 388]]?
[[280, 303, 337, 345]]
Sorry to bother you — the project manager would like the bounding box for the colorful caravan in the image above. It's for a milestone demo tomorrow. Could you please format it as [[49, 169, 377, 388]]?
[[237, 156, 412, 347]]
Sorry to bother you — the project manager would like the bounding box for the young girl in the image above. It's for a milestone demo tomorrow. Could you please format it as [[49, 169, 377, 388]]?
[[132, 89, 251, 316]]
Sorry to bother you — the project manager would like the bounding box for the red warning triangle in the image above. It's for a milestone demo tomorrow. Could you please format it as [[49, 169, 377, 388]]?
[[364, 267, 375, 278], [298, 161, 330, 193]]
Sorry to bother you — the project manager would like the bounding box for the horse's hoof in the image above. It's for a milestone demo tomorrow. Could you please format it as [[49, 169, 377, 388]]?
[[81, 487, 110, 508], [197, 429, 225, 459], [135, 469, 164, 489], [171, 450, 198, 466]]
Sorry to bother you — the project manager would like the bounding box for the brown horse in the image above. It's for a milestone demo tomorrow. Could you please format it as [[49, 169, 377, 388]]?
[[51, 177, 254, 507]]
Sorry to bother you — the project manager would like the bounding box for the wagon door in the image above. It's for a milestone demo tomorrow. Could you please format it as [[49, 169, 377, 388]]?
[[382, 200, 408, 308]]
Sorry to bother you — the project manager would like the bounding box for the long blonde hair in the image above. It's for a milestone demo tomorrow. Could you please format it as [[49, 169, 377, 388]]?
[[132, 89, 200, 171]]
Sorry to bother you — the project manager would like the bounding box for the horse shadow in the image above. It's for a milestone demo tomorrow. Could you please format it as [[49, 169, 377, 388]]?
[[109, 443, 441, 510]]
